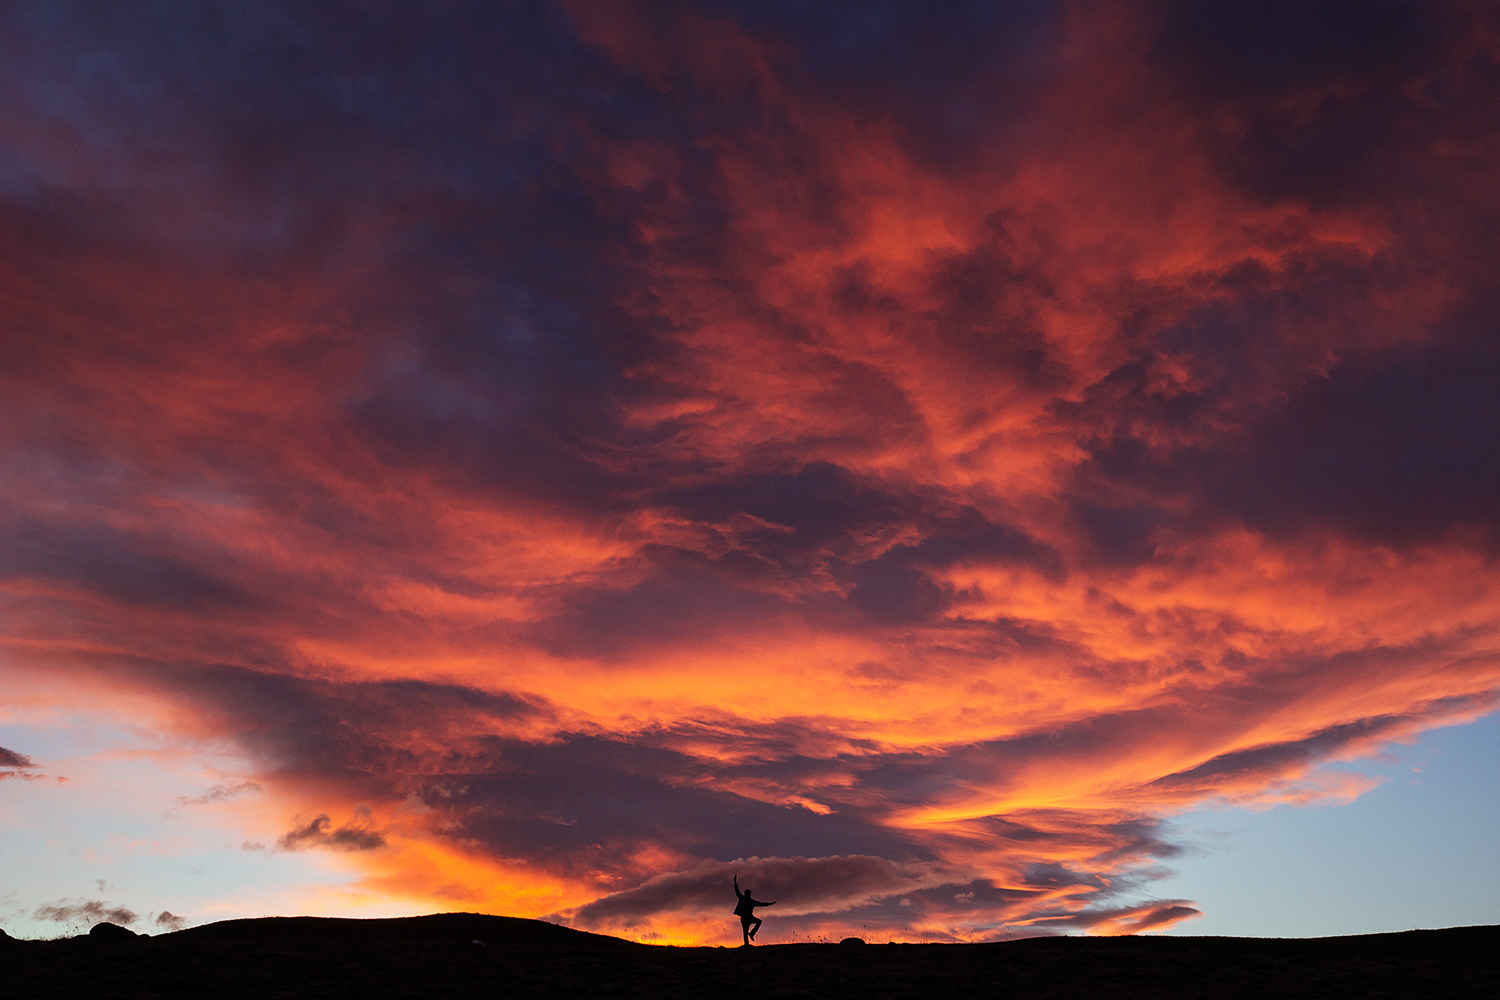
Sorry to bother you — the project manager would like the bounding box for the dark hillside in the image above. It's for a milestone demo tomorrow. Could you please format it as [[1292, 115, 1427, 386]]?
[[3, 914, 1495, 999]]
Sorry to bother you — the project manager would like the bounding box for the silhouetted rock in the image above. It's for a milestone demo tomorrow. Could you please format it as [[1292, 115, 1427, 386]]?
[[0, 926, 13, 946], [840, 937, 866, 945], [89, 922, 139, 942]]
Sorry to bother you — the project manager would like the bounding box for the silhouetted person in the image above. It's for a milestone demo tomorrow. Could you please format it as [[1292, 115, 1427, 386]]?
[[733, 874, 775, 945]]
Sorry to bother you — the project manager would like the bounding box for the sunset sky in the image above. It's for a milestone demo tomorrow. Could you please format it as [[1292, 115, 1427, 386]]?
[[2, 1, 1498, 945]]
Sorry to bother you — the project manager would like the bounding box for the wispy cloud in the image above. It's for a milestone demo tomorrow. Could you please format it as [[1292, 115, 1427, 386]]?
[[0, 746, 44, 781], [276, 813, 386, 853], [33, 899, 138, 928], [167, 781, 262, 816]]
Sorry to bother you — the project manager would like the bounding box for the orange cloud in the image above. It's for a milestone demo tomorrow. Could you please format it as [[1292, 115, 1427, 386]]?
[[2, 0, 1497, 942]]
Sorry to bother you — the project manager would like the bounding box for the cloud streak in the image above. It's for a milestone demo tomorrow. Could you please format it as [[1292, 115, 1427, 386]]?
[[0, 747, 36, 769], [277, 813, 387, 853], [1, 0, 1497, 943], [33, 899, 139, 929], [0, 745, 44, 781]]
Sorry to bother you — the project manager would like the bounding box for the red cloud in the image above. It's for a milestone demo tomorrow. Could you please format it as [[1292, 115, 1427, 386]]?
[[2, 1, 1497, 942]]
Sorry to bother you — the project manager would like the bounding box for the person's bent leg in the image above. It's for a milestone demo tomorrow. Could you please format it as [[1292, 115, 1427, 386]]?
[[749, 916, 762, 940]]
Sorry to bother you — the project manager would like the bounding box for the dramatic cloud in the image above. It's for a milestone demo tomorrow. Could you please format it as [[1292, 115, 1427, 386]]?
[[1, 1, 1498, 943]]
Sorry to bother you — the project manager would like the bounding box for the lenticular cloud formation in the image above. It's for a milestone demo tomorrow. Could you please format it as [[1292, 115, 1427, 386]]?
[[2, 1, 1498, 944]]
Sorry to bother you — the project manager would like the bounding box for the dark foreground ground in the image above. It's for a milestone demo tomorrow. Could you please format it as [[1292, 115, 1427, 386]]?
[[3, 914, 1496, 999]]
